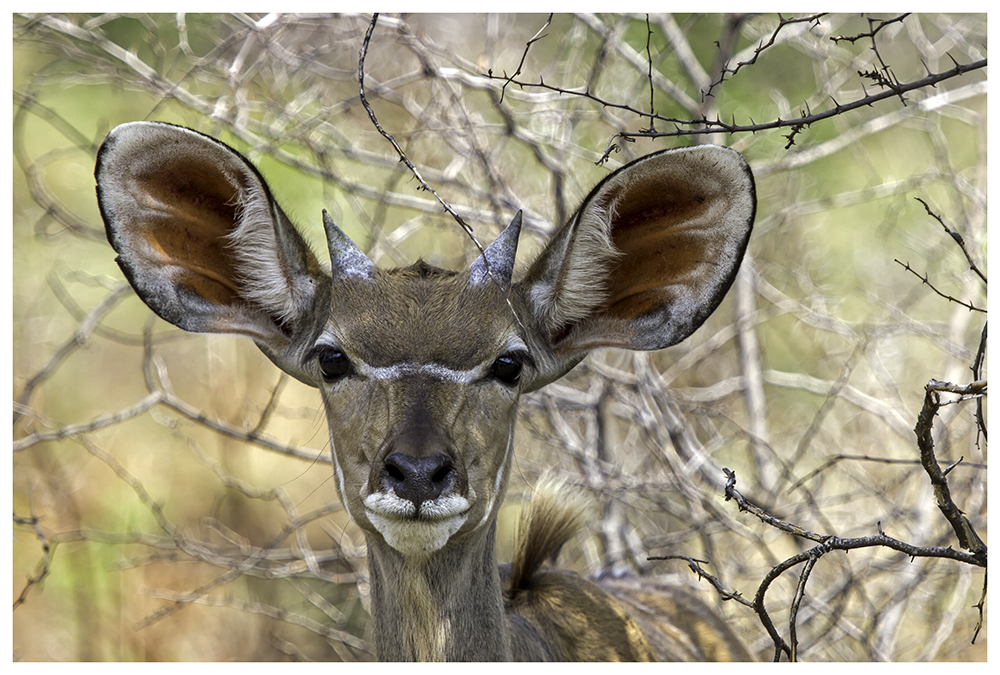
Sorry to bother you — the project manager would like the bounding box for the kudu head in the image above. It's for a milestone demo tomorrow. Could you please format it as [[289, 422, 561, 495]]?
[[96, 121, 755, 559]]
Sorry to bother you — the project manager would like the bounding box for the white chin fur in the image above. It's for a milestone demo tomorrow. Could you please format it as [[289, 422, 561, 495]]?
[[364, 491, 470, 554]]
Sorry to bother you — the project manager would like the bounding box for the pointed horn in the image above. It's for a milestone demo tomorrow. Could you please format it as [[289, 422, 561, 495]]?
[[323, 210, 375, 279], [468, 211, 522, 289]]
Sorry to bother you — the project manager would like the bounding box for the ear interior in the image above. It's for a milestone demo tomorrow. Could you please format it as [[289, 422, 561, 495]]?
[[596, 151, 753, 344], [116, 150, 245, 313]]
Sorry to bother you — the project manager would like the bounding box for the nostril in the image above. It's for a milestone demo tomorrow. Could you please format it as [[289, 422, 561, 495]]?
[[432, 463, 452, 484], [385, 463, 405, 483]]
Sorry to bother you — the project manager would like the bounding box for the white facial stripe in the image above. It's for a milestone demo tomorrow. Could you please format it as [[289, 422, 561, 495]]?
[[332, 449, 346, 500], [357, 361, 484, 383], [476, 415, 516, 531]]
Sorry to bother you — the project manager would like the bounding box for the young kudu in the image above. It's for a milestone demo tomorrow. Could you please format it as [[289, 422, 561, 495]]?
[[96, 121, 756, 661]]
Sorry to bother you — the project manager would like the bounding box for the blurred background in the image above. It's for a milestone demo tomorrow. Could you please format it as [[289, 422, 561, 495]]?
[[12, 13, 986, 661]]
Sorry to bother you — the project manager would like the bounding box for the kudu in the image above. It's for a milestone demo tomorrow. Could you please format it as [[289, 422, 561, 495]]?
[[96, 121, 756, 661]]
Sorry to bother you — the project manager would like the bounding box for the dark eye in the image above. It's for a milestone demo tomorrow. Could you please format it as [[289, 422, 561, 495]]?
[[317, 348, 352, 382], [492, 353, 524, 386]]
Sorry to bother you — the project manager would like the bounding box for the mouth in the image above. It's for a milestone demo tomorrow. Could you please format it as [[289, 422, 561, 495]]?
[[364, 490, 471, 554]]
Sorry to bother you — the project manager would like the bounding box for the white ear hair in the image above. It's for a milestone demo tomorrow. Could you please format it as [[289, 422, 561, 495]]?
[[528, 198, 621, 337], [226, 183, 322, 327]]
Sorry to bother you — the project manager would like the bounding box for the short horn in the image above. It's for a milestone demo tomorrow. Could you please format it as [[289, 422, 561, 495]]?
[[468, 211, 522, 289], [323, 210, 375, 279]]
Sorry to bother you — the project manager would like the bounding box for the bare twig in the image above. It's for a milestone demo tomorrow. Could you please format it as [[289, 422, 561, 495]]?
[[894, 259, 985, 313], [915, 198, 988, 284], [703, 14, 826, 99], [647, 554, 753, 609], [723, 469, 827, 544], [14, 284, 132, 425], [12, 492, 53, 610], [496, 13, 552, 104]]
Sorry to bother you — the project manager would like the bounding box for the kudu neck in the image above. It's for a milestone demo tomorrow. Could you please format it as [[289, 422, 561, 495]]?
[[365, 522, 512, 661]]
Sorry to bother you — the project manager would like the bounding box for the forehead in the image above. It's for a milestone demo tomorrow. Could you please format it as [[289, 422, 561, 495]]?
[[326, 262, 520, 368]]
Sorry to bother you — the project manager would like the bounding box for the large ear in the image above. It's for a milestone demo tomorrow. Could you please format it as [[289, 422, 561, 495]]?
[[95, 121, 337, 383], [517, 145, 755, 391]]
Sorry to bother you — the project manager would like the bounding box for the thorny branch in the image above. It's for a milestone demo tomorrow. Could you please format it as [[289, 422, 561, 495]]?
[[490, 55, 985, 161], [830, 13, 910, 45], [894, 259, 986, 313], [643, 14, 656, 132], [836, 15, 912, 105], [914, 379, 988, 560], [703, 13, 826, 100], [914, 198, 988, 285], [495, 13, 552, 104], [973, 323, 987, 442], [604, 58, 986, 158]]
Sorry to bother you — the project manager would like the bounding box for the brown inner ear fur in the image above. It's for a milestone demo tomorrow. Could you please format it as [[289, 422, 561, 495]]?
[[604, 188, 710, 320], [127, 158, 245, 309], [601, 170, 723, 323]]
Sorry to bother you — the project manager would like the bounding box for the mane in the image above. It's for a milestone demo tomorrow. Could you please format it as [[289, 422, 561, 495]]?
[[507, 478, 596, 595]]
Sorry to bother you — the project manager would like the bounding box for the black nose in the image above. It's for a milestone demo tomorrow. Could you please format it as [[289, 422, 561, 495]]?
[[383, 453, 455, 511]]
